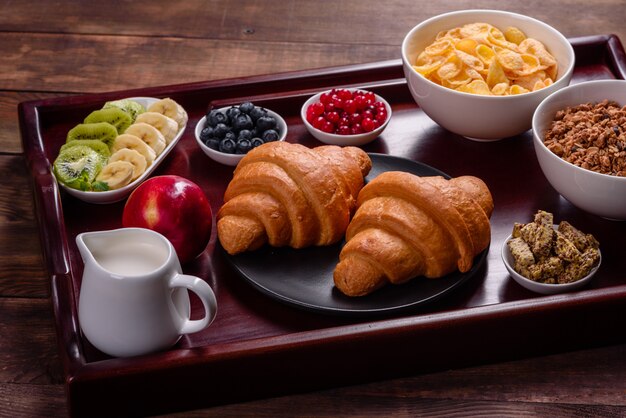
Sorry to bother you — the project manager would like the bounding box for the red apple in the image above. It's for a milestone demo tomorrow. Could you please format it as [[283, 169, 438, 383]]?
[[122, 175, 212, 264]]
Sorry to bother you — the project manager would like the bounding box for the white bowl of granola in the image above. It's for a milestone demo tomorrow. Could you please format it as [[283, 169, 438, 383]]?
[[532, 80, 626, 220]]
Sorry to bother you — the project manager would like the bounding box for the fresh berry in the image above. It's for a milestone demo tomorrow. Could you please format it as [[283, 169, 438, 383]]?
[[206, 109, 227, 127], [256, 115, 277, 132], [249, 106, 267, 122], [236, 139, 252, 154], [251, 137, 264, 148], [219, 138, 236, 154], [225, 106, 241, 124], [213, 123, 230, 139], [233, 114, 253, 132], [262, 129, 280, 142], [205, 138, 220, 150], [238, 129, 253, 141], [199, 126, 214, 142], [238, 102, 255, 114]]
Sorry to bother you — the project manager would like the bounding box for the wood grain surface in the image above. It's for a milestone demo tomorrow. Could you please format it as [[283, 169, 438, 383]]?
[[2, 1, 625, 417]]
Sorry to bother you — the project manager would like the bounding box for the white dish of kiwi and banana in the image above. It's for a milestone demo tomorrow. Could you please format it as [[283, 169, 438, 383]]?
[[52, 97, 188, 204]]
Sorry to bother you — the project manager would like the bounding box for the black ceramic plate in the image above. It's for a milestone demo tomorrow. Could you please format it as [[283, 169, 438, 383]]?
[[225, 153, 488, 316]]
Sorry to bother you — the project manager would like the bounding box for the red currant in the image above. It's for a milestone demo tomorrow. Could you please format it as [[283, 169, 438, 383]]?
[[325, 111, 339, 124], [350, 123, 363, 135], [320, 120, 335, 133], [337, 89, 352, 101], [313, 116, 326, 129], [362, 117, 376, 132], [353, 94, 367, 110], [349, 112, 362, 124], [337, 125, 351, 135], [331, 94, 343, 110], [343, 99, 357, 114]]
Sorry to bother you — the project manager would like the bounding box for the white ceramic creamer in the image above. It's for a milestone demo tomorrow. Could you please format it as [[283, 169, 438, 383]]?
[[76, 227, 217, 357]]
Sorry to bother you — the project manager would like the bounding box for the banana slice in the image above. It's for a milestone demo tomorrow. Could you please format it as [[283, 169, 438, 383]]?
[[111, 134, 156, 167], [125, 122, 167, 156], [108, 148, 147, 181], [96, 161, 134, 190], [147, 98, 188, 130], [135, 112, 179, 144]]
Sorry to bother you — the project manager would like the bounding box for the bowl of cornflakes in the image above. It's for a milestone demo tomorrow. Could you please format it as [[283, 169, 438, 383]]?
[[401, 9, 575, 141], [532, 79, 626, 220]]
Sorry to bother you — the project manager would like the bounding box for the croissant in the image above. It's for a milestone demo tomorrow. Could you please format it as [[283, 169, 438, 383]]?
[[333, 171, 493, 296], [217, 141, 372, 255]]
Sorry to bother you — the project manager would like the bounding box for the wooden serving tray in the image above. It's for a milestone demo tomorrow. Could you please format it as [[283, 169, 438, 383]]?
[[19, 34, 626, 417]]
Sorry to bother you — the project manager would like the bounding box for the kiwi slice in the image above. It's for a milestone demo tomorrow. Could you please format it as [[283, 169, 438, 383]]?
[[84, 107, 132, 134], [60, 139, 111, 159], [66, 122, 118, 148], [103, 99, 145, 122], [53, 145, 105, 191]]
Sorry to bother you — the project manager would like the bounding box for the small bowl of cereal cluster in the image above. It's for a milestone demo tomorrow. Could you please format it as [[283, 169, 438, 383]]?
[[501, 210, 601, 295], [300, 88, 392, 146], [532, 79, 626, 220], [195, 102, 287, 166], [401, 10, 575, 140]]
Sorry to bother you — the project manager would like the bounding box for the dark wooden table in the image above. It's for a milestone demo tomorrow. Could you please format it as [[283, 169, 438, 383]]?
[[2, 1, 625, 416]]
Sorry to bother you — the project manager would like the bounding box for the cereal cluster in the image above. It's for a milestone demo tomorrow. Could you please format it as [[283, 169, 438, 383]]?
[[543, 100, 626, 176], [413, 23, 558, 95], [508, 211, 600, 284]]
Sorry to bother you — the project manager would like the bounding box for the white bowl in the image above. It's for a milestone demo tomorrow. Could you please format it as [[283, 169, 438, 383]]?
[[300, 89, 392, 146], [195, 106, 287, 166], [58, 97, 186, 204], [532, 80, 626, 220], [401, 9, 575, 141], [501, 233, 601, 295]]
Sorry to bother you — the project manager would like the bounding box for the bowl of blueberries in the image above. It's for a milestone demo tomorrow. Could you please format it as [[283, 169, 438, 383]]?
[[195, 101, 287, 166]]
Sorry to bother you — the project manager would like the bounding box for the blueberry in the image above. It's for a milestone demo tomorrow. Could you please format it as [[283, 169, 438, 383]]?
[[249, 106, 267, 122], [205, 138, 220, 150], [256, 115, 277, 132], [224, 131, 236, 142], [239, 102, 255, 114], [225, 106, 241, 124], [206, 110, 227, 127], [233, 113, 253, 132], [262, 129, 280, 142], [219, 138, 237, 154], [199, 126, 214, 142], [213, 123, 230, 139], [238, 129, 253, 141], [251, 137, 264, 148], [236, 139, 252, 154]]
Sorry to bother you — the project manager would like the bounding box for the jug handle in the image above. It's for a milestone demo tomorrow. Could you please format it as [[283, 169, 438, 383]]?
[[169, 274, 217, 334]]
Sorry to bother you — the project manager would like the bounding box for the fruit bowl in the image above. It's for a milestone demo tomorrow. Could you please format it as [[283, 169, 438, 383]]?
[[56, 97, 186, 204], [532, 80, 626, 220], [194, 104, 287, 166], [501, 233, 601, 295], [300, 88, 392, 146], [401, 9, 575, 141]]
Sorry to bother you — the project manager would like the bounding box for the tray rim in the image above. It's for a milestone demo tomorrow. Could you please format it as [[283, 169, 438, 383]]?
[[18, 34, 626, 416]]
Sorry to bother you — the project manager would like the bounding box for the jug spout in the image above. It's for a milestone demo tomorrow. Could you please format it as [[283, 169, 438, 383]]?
[[76, 231, 98, 265]]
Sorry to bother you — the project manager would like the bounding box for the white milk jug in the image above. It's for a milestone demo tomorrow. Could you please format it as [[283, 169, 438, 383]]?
[[76, 227, 217, 357]]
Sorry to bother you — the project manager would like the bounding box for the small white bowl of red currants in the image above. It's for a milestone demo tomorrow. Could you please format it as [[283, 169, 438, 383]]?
[[301, 88, 392, 146], [195, 102, 287, 166]]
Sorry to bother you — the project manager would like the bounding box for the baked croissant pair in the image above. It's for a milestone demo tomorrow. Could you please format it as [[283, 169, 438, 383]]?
[[217, 141, 493, 297]]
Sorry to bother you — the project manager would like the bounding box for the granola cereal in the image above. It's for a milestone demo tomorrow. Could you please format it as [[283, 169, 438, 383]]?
[[543, 100, 626, 176], [507, 210, 601, 284]]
